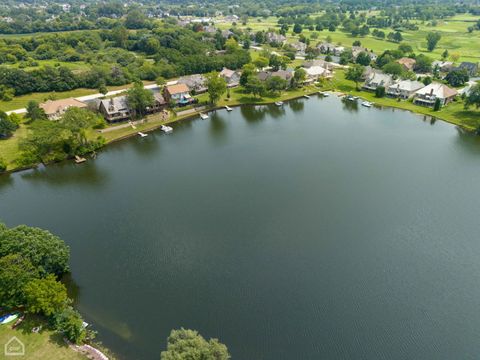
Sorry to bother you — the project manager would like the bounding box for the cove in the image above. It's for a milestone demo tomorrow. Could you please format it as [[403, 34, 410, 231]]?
[[2, 95, 480, 360]]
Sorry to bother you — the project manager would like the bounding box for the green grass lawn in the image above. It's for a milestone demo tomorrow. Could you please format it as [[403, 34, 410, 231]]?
[[0, 316, 87, 360], [5, 60, 91, 72]]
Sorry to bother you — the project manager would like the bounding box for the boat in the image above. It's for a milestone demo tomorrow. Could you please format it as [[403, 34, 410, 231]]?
[[361, 101, 373, 108], [275, 101, 284, 106], [199, 112, 209, 120], [346, 95, 357, 101], [320, 92, 330, 97], [303, 94, 310, 99], [225, 105, 233, 112], [161, 125, 173, 133], [138, 132, 148, 138], [0, 314, 18, 325], [74, 155, 86, 164]]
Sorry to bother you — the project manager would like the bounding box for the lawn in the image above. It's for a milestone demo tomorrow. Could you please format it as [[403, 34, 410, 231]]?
[[323, 69, 480, 130], [0, 316, 87, 360]]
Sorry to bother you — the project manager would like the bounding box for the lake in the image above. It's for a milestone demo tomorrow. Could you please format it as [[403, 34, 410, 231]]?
[[2, 95, 480, 360]]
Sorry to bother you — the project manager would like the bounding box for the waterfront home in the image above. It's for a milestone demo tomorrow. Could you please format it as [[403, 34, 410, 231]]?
[[432, 60, 454, 73], [220, 68, 241, 87], [352, 46, 377, 61], [257, 70, 293, 82], [163, 84, 195, 106], [396, 57, 416, 72], [304, 66, 332, 82], [362, 66, 382, 80], [362, 72, 394, 91], [98, 96, 130, 122], [413, 82, 458, 107], [177, 74, 207, 94], [40, 98, 88, 120], [148, 93, 168, 113], [454, 62, 478, 76], [265, 32, 286, 45], [386, 80, 425, 99]]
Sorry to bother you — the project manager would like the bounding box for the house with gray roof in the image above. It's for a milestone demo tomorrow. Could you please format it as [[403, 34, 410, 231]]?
[[98, 96, 131, 122], [455, 62, 478, 77], [386, 80, 425, 99], [362, 72, 394, 91], [177, 74, 207, 94]]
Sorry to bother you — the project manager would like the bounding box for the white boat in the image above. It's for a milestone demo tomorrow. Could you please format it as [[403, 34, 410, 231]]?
[[161, 125, 173, 133], [225, 105, 233, 112], [275, 101, 284, 106], [199, 112, 209, 120], [361, 101, 373, 108], [303, 94, 310, 99], [321, 92, 330, 97], [138, 132, 148, 137], [346, 95, 356, 101]]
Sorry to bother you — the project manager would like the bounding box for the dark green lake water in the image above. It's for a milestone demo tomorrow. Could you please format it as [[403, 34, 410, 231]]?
[[2, 96, 480, 360]]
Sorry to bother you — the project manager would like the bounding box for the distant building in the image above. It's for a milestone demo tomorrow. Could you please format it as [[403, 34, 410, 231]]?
[[265, 32, 286, 45], [40, 98, 87, 120], [396, 57, 416, 72], [177, 74, 207, 94], [455, 62, 478, 77], [256, 69, 293, 82], [219, 68, 241, 87], [290, 42, 307, 56], [362, 72, 394, 91], [386, 80, 425, 99], [432, 60, 454, 72], [317, 43, 344, 56], [352, 46, 377, 61], [413, 82, 458, 107]]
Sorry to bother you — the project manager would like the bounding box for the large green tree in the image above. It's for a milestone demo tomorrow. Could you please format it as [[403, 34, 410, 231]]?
[[205, 72, 227, 105], [345, 64, 365, 90], [54, 306, 87, 344], [0, 223, 70, 276], [426, 32, 441, 52], [0, 254, 39, 309], [127, 81, 154, 119], [161, 328, 230, 360], [25, 100, 47, 122], [24, 275, 68, 316], [465, 84, 480, 109], [0, 111, 18, 139]]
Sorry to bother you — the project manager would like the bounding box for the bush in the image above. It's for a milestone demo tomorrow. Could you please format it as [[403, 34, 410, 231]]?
[[375, 86, 386, 98], [53, 307, 87, 344], [433, 98, 441, 111], [0, 157, 6, 172]]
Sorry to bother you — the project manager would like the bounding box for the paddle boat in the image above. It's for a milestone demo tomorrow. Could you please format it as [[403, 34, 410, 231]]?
[[199, 112, 209, 120], [138, 132, 148, 138], [275, 101, 284, 106], [74, 155, 86, 164], [161, 125, 173, 133], [303, 94, 310, 99], [361, 101, 373, 108], [225, 105, 233, 112]]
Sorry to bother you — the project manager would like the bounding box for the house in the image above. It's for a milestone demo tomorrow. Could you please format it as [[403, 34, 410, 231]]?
[[256, 70, 293, 82], [432, 60, 454, 72], [362, 72, 394, 91], [98, 96, 131, 122], [304, 66, 332, 82], [317, 42, 344, 56], [413, 82, 458, 107], [221, 29, 234, 39], [177, 74, 207, 94], [362, 65, 382, 79], [265, 32, 286, 45], [290, 42, 307, 56], [219, 67, 241, 87], [303, 59, 334, 70], [386, 80, 425, 99], [40, 98, 87, 120], [163, 83, 195, 106], [203, 25, 217, 34], [147, 93, 167, 113], [352, 46, 377, 61], [396, 57, 416, 72], [455, 62, 478, 77]]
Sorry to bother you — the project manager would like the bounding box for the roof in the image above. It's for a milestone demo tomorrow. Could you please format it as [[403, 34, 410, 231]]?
[[271, 70, 293, 80], [415, 82, 458, 98], [165, 83, 190, 95], [153, 93, 166, 104], [397, 57, 416, 69], [40, 98, 87, 115], [365, 72, 393, 86], [305, 66, 329, 77], [220, 68, 235, 78], [388, 80, 424, 92], [99, 96, 129, 115]]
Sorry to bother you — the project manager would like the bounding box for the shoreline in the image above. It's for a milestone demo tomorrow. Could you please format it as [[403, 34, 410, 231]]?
[[0, 86, 476, 176]]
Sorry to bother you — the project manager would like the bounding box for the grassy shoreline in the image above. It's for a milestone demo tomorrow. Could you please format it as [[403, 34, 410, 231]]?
[[1, 77, 478, 175]]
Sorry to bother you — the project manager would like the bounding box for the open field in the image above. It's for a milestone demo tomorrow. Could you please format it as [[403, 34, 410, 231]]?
[[0, 317, 87, 360], [222, 13, 480, 63], [4, 59, 91, 72]]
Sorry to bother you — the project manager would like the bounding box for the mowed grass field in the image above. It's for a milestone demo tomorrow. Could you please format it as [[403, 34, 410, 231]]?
[[0, 317, 87, 360], [221, 13, 480, 63]]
